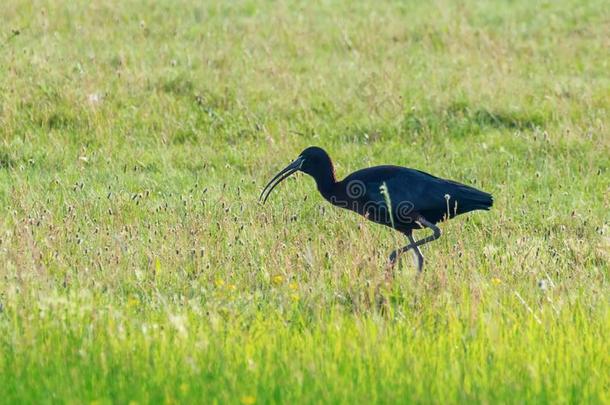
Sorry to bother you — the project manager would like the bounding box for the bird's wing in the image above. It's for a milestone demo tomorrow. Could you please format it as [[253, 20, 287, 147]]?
[[342, 166, 442, 208], [341, 165, 491, 223], [352, 167, 450, 215], [384, 169, 492, 221], [384, 173, 448, 214], [341, 166, 404, 205]]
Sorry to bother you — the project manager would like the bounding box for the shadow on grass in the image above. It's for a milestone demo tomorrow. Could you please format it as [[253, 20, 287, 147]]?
[[0, 150, 14, 169], [402, 101, 546, 137]]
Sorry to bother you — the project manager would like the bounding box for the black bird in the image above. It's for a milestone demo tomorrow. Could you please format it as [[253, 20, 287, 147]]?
[[260, 146, 493, 272]]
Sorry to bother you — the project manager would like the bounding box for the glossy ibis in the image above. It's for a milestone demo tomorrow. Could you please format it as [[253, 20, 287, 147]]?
[[260, 146, 493, 272]]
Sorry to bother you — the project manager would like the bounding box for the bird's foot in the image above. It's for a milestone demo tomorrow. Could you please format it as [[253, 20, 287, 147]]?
[[388, 250, 398, 265], [385, 254, 397, 283], [384, 269, 394, 284]]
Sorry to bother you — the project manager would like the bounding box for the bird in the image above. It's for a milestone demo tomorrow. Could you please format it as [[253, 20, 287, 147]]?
[[260, 146, 493, 272]]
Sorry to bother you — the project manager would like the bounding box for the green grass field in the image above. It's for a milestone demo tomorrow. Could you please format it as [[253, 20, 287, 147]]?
[[0, 0, 608, 403]]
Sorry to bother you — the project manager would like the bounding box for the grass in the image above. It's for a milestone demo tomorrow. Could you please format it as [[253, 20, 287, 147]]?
[[0, 0, 608, 403]]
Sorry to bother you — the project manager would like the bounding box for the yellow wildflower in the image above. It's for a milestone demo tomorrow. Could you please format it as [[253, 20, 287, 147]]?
[[127, 296, 140, 308], [241, 396, 256, 405]]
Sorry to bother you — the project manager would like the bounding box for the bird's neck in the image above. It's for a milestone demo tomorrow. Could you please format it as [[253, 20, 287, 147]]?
[[314, 174, 336, 199], [310, 165, 337, 199]]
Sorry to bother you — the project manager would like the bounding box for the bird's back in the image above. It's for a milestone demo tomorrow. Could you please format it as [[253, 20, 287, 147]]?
[[337, 165, 493, 231]]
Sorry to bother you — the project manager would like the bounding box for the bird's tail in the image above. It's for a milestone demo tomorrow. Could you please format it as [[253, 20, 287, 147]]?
[[453, 184, 493, 214]]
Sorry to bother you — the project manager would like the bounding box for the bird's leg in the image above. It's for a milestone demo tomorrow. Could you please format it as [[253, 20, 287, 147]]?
[[387, 216, 442, 271], [388, 230, 412, 267], [407, 233, 424, 273]]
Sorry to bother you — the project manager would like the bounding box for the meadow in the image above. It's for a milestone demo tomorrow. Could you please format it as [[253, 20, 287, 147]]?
[[0, 0, 608, 403]]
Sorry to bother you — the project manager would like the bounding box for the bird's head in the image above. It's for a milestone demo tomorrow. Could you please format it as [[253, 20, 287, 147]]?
[[259, 146, 334, 204]]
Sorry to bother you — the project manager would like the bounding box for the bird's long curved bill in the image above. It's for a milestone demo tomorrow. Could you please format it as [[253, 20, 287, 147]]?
[[259, 157, 303, 204]]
